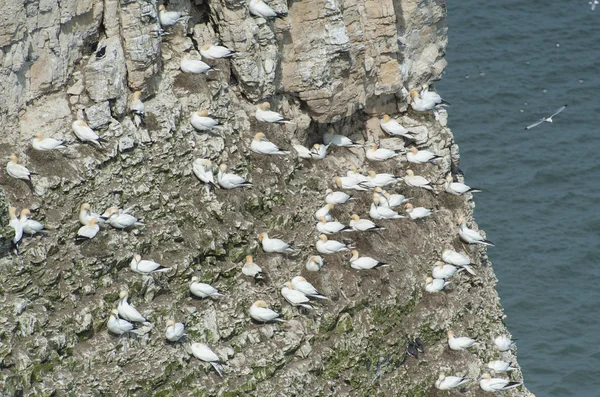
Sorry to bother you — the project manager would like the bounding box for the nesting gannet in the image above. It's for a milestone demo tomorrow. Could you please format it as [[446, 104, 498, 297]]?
[[363, 171, 401, 188], [316, 217, 351, 234], [323, 130, 360, 147], [306, 255, 324, 272], [420, 85, 447, 106], [193, 159, 217, 187], [129, 91, 144, 128], [8, 207, 23, 246], [458, 217, 495, 246], [349, 250, 387, 270], [292, 143, 314, 159], [316, 234, 351, 254], [479, 374, 521, 392], [250, 300, 285, 323], [130, 254, 171, 274], [32, 132, 66, 151], [19, 209, 46, 236], [6, 155, 33, 181], [425, 277, 449, 293], [404, 170, 433, 190], [379, 114, 416, 139], [334, 176, 368, 191], [242, 255, 264, 279], [447, 330, 477, 351], [180, 56, 214, 74], [103, 207, 144, 229], [281, 282, 312, 309], [158, 4, 186, 27], [217, 164, 252, 189], [409, 90, 436, 112], [445, 174, 481, 195], [107, 309, 135, 335], [349, 214, 384, 232], [118, 291, 147, 323], [315, 203, 334, 222], [251, 132, 290, 155], [525, 104, 567, 130], [487, 360, 516, 373], [347, 166, 369, 182], [407, 146, 442, 164], [72, 120, 102, 148], [382, 192, 410, 208], [191, 110, 223, 131], [494, 335, 515, 352], [442, 249, 470, 266], [190, 276, 223, 299], [310, 143, 328, 160], [435, 374, 470, 390], [258, 232, 294, 253], [432, 261, 463, 279], [366, 143, 399, 162], [191, 343, 224, 377], [77, 218, 100, 240], [370, 196, 405, 219], [200, 44, 235, 59], [255, 102, 292, 124], [404, 203, 432, 220], [291, 276, 327, 299], [79, 203, 105, 226], [165, 320, 185, 342], [249, 0, 286, 19], [325, 189, 353, 205]]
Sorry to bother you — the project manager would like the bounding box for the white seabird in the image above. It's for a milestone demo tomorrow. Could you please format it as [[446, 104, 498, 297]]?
[[458, 217, 495, 246], [494, 335, 516, 352], [381, 192, 410, 208], [362, 171, 401, 188], [158, 4, 186, 27], [129, 91, 144, 128], [72, 120, 102, 148], [404, 203, 432, 220], [107, 309, 135, 336], [379, 114, 416, 139], [292, 142, 314, 159], [591, 0, 599, 11], [432, 261, 462, 279], [193, 159, 217, 188], [334, 176, 368, 191], [420, 85, 447, 106], [370, 196, 405, 220], [349, 250, 387, 270], [306, 255, 324, 272], [130, 254, 171, 274], [242, 255, 264, 279], [281, 282, 312, 309], [315, 203, 334, 222], [425, 277, 449, 293], [404, 170, 433, 191], [103, 207, 144, 229], [325, 189, 353, 205], [291, 276, 327, 299], [32, 132, 66, 151], [217, 164, 252, 189], [409, 90, 437, 112], [442, 249, 476, 275], [366, 143, 399, 162], [200, 43, 235, 59], [435, 373, 470, 390], [487, 360, 516, 373], [77, 218, 100, 240], [191, 110, 223, 131], [479, 373, 522, 392], [8, 207, 23, 246], [316, 234, 351, 254], [250, 300, 285, 323], [249, 0, 286, 19], [255, 102, 292, 124], [180, 55, 214, 74], [447, 330, 477, 351], [524, 104, 567, 130], [347, 166, 369, 183], [79, 203, 105, 226], [191, 343, 224, 377], [165, 320, 185, 342], [349, 214, 384, 232], [118, 291, 147, 323], [323, 130, 360, 147], [258, 232, 294, 254], [20, 209, 46, 236], [251, 132, 289, 155], [6, 155, 33, 181], [190, 276, 223, 299], [407, 146, 442, 164], [445, 174, 481, 195], [316, 217, 351, 234], [310, 143, 328, 160]]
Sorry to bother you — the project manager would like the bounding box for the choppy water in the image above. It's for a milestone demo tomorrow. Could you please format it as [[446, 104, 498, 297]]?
[[439, 1, 600, 395]]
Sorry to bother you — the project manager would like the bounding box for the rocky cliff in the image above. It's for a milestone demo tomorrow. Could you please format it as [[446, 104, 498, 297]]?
[[0, 0, 528, 396]]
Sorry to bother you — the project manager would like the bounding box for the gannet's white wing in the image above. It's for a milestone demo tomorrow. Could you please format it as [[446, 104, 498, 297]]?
[[524, 118, 545, 130], [548, 104, 567, 118]]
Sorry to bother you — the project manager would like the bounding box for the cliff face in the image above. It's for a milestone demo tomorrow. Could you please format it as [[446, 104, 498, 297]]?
[[0, 1, 527, 396]]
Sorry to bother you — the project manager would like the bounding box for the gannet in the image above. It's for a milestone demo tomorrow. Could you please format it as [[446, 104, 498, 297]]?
[[19, 209, 46, 236], [250, 300, 285, 323], [494, 335, 515, 351], [103, 207, 144, 229], [258, 232, 294, 253], [370, 196, 405, 219], [158, 4, 186, 27], [251, 132, 289, 155], [323, 130, 360, 147], [362, 171, 401, 189], [379, 115, 416, 139], [442, 249, 470, 266], [306, 255, 324, 272], [310, 143, 328, 160], [404, 170, 433, 190], [435, 374, 470, 390], [130, 254, 171, 274], [404, 203, 432, 220], [382, 192, 410, 208], [191, 110, 223, 131], [242, 255, 264, 279], [77, 218, 100, 240], [165, 320, 185, 342], [316, 234, 351, 254], [6, 155, 33, 181], [217, 164, 252, 189], [316, 217, 351, 234], [425, 277, 449, 293], [458, 217, 495, 246], [432, 261, 462, 279], [193, 159, 217, 187], [255, 102, 292, 124], [447, 330, 477, 351], [200, 44, 235, 59], [349, 214, 384, 232], [291, 276, 327, 299], [118, 291, 147, 323], [334, 176, 367, 191], [281, 282, 312, 309], [525, 104, 567, 130], [592, 0, 599, 11], [420, 85, 447, 106], [129, 91, 144, 128], [445, 174, 481, 195], [314, 203, 334, 221], [479, 374, 522, 392], [191, 343, 224, 377], [407, 146, 442, 164], [79, 203, 105, 226], [347, 166, 369, 182], [292, 143, 314, 159], [249, 0, 286, 19], [180, 56, 214, 74], [190, 276, 223, 299], [366, 143, 399, 162], [72, 120, 102, 148], [487, 360, 516, 373], [107, 309, 135, 335], [8, 207, 23, 245], [409, 90, 436, 112], [325, 189, 353, 205], [349, 250, 387, 270], [32, 132, 66, 151]]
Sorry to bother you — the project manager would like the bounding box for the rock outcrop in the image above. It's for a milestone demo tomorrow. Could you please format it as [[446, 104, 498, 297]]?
[[0, 0, 528, 396]]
